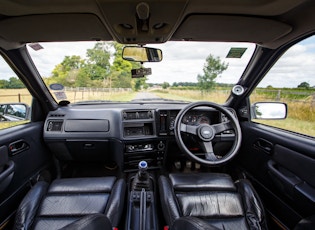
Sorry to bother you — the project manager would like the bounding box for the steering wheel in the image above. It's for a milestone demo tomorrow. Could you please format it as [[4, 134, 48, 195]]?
[[174, 101, 242, 166]]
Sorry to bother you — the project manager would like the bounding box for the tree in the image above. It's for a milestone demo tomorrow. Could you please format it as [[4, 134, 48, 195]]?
[[85, 42, 112, 81], [162, 82, 170, 89], [46, 41, 144, 89], [134, 78, 147, 91], [297, 82, 310, 89], [8, 77, 24, 88], [110, 42, 146, 90], [197, 54, 228, 91], [110, 43, 134, 88], [0, 79, 9, 88], [51, 55, 84, 86]]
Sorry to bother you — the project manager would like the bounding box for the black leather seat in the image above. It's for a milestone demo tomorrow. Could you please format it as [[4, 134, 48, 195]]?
[[14, 177, 125, 230], [159, 173, 267, 230]]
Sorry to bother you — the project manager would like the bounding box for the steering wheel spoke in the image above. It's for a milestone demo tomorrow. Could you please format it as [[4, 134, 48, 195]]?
[[180, 123, 198, 135], [212, 121, 232, 134], [199, 141, 217, 161]]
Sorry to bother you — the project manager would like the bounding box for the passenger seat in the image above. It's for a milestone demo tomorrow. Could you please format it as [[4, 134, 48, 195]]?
[[14, 177, 125, 230]]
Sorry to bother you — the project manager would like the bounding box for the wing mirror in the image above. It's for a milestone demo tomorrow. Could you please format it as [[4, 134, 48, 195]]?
[[251, 102, 287, 119], [0, 103, 30, 122], [122, 46, 162, 62]]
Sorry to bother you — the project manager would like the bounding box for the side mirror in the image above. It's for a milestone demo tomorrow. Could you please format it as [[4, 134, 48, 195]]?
[[251, 102, 287, 119], [0, 103, 30, 122], [122, 46, 162, 62]]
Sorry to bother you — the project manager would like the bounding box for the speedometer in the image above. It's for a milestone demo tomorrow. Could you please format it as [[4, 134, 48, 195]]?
[[197, 116, 210, 124]]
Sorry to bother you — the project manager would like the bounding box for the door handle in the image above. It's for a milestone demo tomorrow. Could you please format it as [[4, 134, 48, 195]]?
[[9, 140, 29, 155], [254, 138, 273, 154]]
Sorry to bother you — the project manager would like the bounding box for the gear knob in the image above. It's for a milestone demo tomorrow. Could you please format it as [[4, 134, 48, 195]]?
[[139, 161, 148, 170]]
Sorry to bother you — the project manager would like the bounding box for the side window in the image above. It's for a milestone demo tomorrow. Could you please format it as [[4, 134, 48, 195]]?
[[0, 56, 32, 130], [250, 36, 315, 137]]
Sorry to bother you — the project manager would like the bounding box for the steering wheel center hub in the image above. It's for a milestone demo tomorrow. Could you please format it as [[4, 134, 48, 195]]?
[[198, 125, 215, 141]]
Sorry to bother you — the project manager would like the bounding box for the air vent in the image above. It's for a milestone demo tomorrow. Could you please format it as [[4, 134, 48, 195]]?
[[123, 110, 153, 120], [47, 120, 64, 131], [49, 114, 65, 117]]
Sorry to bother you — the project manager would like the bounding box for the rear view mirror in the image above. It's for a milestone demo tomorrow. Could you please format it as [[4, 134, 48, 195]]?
[[0, 103, 30, 121], [252, 102, 287, 119], [122, 46, 162, 62]]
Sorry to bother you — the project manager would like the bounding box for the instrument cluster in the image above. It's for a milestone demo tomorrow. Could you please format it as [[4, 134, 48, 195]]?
[[181, 111, 211, 125]]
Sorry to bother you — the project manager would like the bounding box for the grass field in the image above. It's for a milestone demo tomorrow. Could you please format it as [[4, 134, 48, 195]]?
[[0, 88, 33, 105], [0, 88, 137, 104], [152, 89, 230, 104]]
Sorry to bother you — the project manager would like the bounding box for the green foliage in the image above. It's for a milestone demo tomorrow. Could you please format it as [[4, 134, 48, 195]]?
[[170, 86, 198, 90], [172, 82, 198, 87], [0, 77, 24, 88], [0, 79, 9, 88], [255, 88, 315, 100], [45, 41, 142, 89], [50, 55, 85, 86], [197, 54, 228, 91], [134, 78, 147, 91], [84, 42, 112, 81], [297, 81, 310, 89], [162, 82, 170, 89]]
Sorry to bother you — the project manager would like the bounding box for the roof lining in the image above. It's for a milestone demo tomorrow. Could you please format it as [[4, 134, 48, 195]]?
[[172, 15, 293, 47], [0, 13, 113, 46]]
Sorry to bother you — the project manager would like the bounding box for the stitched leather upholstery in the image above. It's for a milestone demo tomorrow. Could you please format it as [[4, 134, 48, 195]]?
[[14, 177, 125, 230], [159, 173, 267, 230], [59, 214, 113, 230]]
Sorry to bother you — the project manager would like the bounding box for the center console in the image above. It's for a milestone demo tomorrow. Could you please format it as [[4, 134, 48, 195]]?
[[126, 161, 159, 230], [123, 140, 166, 171], [122, 109, 166, 172]]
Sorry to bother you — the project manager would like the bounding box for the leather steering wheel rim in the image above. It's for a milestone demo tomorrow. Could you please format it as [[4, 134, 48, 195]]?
[[174, 101, 242, 166]]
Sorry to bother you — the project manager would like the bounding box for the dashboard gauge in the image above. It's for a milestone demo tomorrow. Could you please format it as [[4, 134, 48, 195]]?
[[191, 115, 197, 123], [197, 116, 210, 124], [182, 115, 190, 124]]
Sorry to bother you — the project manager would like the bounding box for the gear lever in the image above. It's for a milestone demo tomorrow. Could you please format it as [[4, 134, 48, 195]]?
[[131, 161, 152, 191]]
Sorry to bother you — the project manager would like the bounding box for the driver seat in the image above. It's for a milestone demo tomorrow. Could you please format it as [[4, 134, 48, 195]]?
[[159, 173, 267, 230]]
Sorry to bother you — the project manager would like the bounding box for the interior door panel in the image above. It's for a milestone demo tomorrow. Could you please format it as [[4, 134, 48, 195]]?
[[237, 122, 315, 229], [0, 122, 52, 227]]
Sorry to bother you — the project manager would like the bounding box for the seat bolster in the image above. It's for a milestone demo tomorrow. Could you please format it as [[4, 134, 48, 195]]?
[[158, 175, 182, 226], [104, 178, 126, 227], [169, 173, 236, 191], [59, 214, 113, 230], [171, 216, 221, 230], [294, 215, 315, 230], [14, 181, 49, 230], [236, 179, 268, 230], [48, 177, 116, 193]]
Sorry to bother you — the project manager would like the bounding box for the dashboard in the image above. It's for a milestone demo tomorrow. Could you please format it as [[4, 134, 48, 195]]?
[[43, 103, 236, 171]]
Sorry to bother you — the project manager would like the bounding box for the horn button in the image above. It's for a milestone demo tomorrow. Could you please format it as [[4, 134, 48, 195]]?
[[198, 125, 215, 141]]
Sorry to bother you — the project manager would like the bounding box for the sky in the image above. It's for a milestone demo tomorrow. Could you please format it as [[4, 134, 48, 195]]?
[[1, 37, 315, 88]]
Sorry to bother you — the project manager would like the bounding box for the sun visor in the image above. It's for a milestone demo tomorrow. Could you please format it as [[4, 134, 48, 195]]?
[[0, 14, 112, 43], [172, 15, 292, 45]]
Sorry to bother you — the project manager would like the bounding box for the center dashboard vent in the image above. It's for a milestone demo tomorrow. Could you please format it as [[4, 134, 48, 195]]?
[[123, 110, 153, 120], [49, 114, 65, 117], [47, 120, 64, 132]]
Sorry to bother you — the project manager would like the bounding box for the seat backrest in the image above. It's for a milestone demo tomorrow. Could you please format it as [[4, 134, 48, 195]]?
[[14, 177, 126, 230], [159, 173, 267, 230]]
